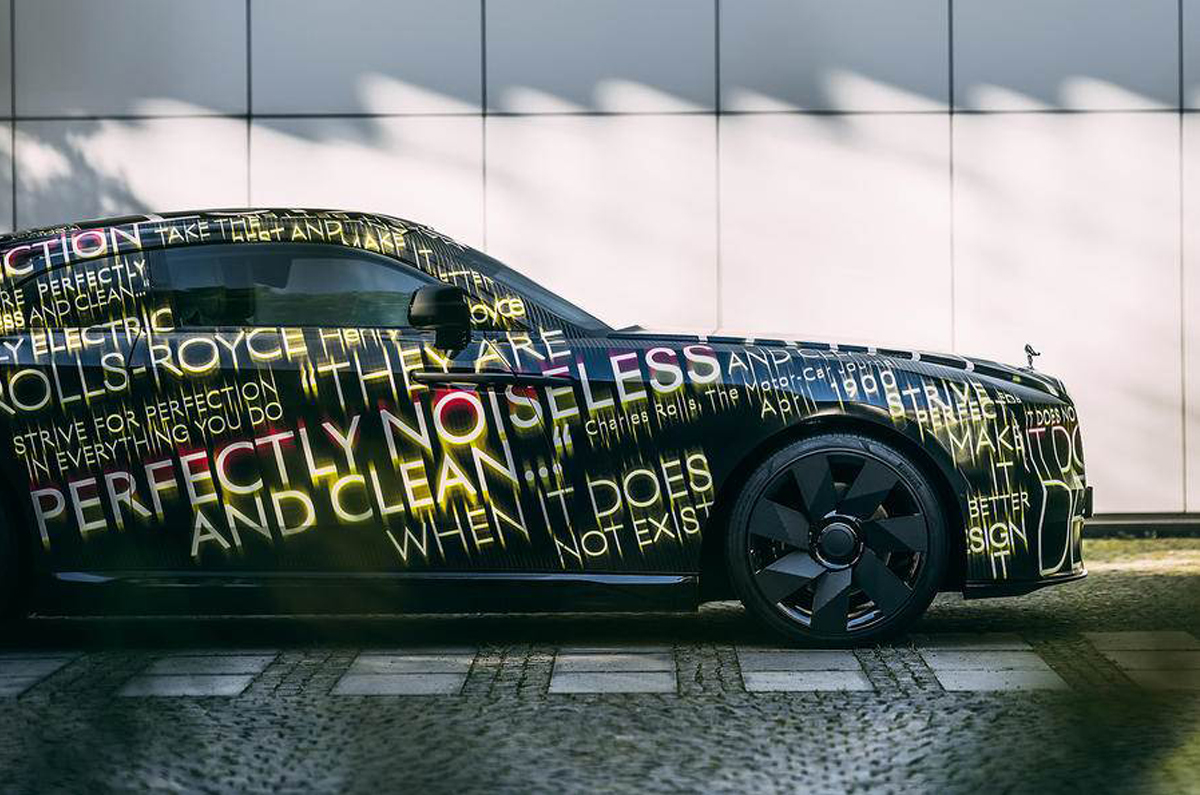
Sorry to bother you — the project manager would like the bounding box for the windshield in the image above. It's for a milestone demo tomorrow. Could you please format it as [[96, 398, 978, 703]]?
[[459, 246, 612, 333]]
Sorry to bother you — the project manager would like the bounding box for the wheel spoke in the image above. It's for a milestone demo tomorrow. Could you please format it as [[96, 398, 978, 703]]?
[[838, 458, 899, 519], [852, 548, 912, 614], [790, 455, 837, 521], [809, 568, 853, 634], [748, 498, 811, 549], [754, 551, 825, 604], [862, 515, 928, 554]]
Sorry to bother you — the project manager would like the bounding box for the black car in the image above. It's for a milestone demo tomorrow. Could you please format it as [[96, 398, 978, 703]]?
[[0, 209, 1090, 645]]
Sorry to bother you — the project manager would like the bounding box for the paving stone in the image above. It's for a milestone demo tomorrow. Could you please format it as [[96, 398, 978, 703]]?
[[548, 671, 676, 694], [359, 646, 478, 656], [0, 651, 81, 660], [0, 653, 78, 698], [742, 670, 874, 692], [160, 648, 281, 657], [919, 651, 1053, 671], [912, 633, 1032, 650], [675, 643, 743, 696], [459, 650, 505, 696], [0, 657, 75, 677], [0, 539, 1191, 793], [145, 655, 277, 675], [1031, 637, 1125, 691], [332, 674, 466, 696], [349, 654, 475, 675], [933, 670, 1070, 692], [119, 675, 255, 697], [1123, 670, 1200, 690], [1100, 651, 1200, 670], [553, 653, 674, 673], [558, 644, 673, 654], [1083, 631, 1200, 650], [518, 647, 556, 698], [858, 647, 924, 692], [736, 649, 861, 671], [0, 677, 41, 697]]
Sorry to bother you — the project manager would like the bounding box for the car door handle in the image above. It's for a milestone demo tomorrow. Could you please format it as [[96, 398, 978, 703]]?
[[412, 370, 572, 388]]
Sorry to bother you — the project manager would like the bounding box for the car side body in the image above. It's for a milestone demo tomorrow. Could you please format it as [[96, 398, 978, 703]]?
[[0, 208, 1089, 629]]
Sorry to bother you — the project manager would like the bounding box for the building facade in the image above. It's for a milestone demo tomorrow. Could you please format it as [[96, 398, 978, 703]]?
[[0, 0, 1196, 515]]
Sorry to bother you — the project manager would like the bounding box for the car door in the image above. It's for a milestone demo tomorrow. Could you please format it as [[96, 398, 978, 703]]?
[[423, 242, 716, 576], [144, 241, 426, 572], [393, 242, 597, 574], [146, 241, 564, 575]]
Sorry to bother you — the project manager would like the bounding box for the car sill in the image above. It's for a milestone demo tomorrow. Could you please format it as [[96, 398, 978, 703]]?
[[38, 571, 701, 616]]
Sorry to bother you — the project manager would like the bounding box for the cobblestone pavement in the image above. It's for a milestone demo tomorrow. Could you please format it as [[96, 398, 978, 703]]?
[[0, 540, 1197, 794]]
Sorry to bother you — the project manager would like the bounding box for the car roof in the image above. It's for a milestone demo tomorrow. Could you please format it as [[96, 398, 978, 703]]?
[[0, 207, 455, 252]]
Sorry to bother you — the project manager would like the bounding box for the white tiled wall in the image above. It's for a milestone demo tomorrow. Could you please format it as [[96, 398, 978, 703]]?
[[0, 0, 10, 118], [487, 0, 714, 113], [486, 115, 717, 329], [1183, 116, 1200, 511], [14, 0, 247, 116], [1186, 0, 1200, 109], [0, 122, 11, 232], [250, 116, 484, 246], [251, 0, 482, 115], [954, 113, 1182, 512], [953, 0, 1178, 110], [0, 0, 1195, 514], [719, 113, 951, 349], [14, 118, 248, 228], [720, 0, 948, 112]]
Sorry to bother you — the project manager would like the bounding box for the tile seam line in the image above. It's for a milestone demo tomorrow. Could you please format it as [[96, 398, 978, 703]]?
[[245, 0, 252, 203], [1181, 0, 1189, 512], [948, 0, 956, 351], [8, 0, 15, 230], [6, 109, 1200, 123], [714, 0, 722, 332], [480, 0, 487, 250]]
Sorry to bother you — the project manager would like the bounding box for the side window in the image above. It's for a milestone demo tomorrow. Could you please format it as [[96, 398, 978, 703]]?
[[7, 251, 151, 330], [150, 243, 437, 328]]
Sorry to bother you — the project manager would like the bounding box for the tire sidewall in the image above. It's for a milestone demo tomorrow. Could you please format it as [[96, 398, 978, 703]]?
[[726, 432, 949, 647]]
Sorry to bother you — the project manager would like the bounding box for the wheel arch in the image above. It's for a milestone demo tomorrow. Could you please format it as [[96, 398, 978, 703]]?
[[698, 411, 969, 601]]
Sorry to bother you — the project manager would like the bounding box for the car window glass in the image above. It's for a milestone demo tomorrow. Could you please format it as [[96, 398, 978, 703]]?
[[152, 244, 436, 328], [7, 251, 151, 330]]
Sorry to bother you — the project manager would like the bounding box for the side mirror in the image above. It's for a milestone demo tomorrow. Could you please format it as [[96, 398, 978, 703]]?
[[409, 284, 471, 354]]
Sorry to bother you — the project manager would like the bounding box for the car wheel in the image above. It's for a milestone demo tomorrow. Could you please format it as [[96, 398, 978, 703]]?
[[727, 432, 948, 647]]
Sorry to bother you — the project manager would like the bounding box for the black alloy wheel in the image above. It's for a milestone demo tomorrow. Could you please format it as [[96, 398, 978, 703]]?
[[728, 432, 947, 646]]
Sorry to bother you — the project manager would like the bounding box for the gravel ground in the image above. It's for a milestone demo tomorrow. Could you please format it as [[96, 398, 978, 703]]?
[[0, 539, 1196, 795]]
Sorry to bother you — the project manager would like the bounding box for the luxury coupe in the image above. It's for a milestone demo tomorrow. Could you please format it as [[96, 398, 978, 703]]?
[[0, 209, 1090, 645]]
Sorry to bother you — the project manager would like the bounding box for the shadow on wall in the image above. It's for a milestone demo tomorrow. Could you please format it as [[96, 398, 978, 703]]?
[[7, 65, 1192, 515], [13, 119, 150, 228], [8, 98, 486, 251], [7, 0, 1183, 229]]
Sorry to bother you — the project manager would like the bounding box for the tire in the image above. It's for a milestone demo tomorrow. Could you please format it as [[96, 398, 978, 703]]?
[[727, 432, 948, 647]]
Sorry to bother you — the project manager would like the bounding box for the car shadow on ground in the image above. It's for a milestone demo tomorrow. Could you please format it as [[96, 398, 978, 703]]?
[[2, 556, 1197, 652], [0, 587, 1184, 653], [0, 604, 757, 651]]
